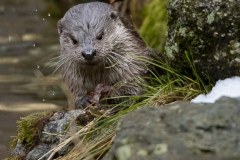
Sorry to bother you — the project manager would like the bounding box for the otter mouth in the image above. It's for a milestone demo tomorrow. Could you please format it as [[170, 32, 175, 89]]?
[[84, 61, 97, 66], [82, 59, 101, 67], [74, 57, 103, 68]]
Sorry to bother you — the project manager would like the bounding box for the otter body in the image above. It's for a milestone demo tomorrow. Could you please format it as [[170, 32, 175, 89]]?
[[57, 2, 151, 107]]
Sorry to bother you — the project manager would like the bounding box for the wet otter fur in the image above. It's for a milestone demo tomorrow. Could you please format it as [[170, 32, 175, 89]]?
[[57, 2, 152, 108]]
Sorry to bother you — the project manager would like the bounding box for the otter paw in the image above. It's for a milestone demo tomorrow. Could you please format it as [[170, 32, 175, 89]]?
[[75, 96, 91, 109], [93, 84, 113, 99]]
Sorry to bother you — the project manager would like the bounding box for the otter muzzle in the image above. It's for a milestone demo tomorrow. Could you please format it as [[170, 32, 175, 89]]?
[[81, 48, 96, 61]]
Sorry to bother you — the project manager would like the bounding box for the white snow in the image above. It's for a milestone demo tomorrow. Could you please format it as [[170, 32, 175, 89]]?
[[191, 76, 240, 103]]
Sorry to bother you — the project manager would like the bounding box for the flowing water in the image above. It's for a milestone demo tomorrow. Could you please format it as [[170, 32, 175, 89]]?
[[0, 0, 66, 158]]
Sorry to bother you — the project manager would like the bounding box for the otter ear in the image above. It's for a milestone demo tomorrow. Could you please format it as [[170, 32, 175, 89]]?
[[110, 11, 118, 20], [57, 20, 63, 35]]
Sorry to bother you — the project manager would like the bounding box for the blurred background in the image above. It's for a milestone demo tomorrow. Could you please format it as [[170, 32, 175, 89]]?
[[0, 0, 167, 158]]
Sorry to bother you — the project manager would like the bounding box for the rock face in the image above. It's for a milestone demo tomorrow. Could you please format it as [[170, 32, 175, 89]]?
[[104, 97, 240, 160], [165, 0, 240, 81], [12, 110, 85, 160]]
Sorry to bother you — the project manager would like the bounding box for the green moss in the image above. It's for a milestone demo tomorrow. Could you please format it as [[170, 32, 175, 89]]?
[[140, 0, 168, 51], [3, 156, 22, 160], [12, 112, 53, 149], [9, 137, 18, 150]]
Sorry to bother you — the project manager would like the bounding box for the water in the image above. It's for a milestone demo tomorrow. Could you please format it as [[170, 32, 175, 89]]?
[[0, 0, 65, 158]]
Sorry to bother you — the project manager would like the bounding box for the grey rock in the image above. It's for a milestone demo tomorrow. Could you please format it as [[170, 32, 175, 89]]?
[[26, 144, 51, 160], [104, 97, 240, 160], [165, 0, 240, 81], [12, 139, 27, 157], [41, 110, 84, 143], [57, 142, 74, 156]]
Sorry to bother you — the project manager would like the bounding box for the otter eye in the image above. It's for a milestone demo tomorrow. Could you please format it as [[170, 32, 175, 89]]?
[[96, 32, 104, 40], [70, 37, 78, 45], [110, 11, 118, 19]]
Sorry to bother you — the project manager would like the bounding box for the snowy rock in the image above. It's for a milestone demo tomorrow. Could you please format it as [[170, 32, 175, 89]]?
[[192, 76, 240, 103], [165, 0, 240, 81]]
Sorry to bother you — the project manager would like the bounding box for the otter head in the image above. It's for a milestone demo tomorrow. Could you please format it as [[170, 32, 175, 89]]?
[[57, 2, 127, 68]]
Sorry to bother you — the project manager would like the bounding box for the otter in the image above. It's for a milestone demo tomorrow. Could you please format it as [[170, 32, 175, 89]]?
[[57, 2, 151, 108]]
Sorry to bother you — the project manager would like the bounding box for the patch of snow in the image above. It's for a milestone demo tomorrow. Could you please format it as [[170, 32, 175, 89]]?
[[191, 76, 240, 103]]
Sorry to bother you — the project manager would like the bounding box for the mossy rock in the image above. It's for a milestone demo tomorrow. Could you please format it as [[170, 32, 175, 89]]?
[[9, 110, 86, 160], [165, 0, 240, 81], [11, 112, 53, 150]]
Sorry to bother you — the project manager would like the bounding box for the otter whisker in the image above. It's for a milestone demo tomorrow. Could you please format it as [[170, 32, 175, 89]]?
[[110, 51, 132, 64], [110, 52, 134, 69], [52, 57, 71, 73], [53, 55, 77, 73], [105, 59, 118, 69], [55, 55, 72, 66], [107, 54, 123, 67], [105, 57, 113, 66], [48, 55, 67, 67]]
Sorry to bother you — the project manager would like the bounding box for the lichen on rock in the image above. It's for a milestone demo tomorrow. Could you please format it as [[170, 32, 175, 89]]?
[[165, 0, 240, 81]]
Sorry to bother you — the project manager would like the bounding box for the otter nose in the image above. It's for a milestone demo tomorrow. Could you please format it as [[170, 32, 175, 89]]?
[[81, 49, 96, 61]]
